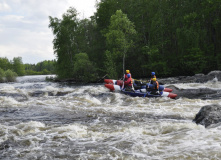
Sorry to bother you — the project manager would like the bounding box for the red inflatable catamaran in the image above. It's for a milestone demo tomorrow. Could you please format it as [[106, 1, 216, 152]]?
[[104, 79, 177, 99]]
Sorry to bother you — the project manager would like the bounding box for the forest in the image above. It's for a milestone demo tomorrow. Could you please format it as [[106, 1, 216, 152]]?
[[49, 0, 221, 82], [0, 57, 55, 82]]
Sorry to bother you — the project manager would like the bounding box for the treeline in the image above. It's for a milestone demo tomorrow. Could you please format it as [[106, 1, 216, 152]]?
[[0, 57, 55, 81], [24, 60, 56, 75], [49, 0, 220, 81]]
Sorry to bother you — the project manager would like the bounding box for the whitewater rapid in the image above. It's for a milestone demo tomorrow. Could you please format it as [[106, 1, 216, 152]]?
[[0, 75, 221, 159]]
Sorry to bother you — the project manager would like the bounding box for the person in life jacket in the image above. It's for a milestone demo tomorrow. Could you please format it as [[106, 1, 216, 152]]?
[[124, 73, 133, 91], [124, 69, 133, 85], [151, 77, 160, 94], [150, 72, 156, 84], [124, 70, 132, 79]]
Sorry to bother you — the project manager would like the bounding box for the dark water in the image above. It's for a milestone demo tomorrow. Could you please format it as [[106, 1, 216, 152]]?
[[1, 75, 221, 159]]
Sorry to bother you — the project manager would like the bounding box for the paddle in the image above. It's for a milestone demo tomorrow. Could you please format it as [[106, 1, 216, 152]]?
[[121, 74, 125, 90]]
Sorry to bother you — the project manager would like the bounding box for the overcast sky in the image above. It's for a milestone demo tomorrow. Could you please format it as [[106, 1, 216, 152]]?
[[0, 0, 99, 64]]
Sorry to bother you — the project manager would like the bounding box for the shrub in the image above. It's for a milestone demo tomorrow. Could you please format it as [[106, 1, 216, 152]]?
[[42, 69, 50, 75], [5, 69, 18, 82]]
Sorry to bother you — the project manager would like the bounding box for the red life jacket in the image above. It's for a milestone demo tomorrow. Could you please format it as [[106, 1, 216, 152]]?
[[125, 73, 133, 84], [124, 77, 132, 87], [125, 73, 132, 79]]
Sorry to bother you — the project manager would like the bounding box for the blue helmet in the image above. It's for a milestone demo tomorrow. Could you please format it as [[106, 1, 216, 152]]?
[[127, 74, 131, 78], [151, 72, 155, 76]]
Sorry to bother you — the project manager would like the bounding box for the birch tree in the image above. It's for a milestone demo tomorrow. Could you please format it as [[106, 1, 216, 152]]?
[[105, 10, 136, 77]]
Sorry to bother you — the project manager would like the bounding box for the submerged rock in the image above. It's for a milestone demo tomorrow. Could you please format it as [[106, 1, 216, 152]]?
[[164, 86, 221, 100], [159, 70, 221, 84], [193, 104, 221, 128], [0, 140, 18, 150], [0, 92, 28, 102]]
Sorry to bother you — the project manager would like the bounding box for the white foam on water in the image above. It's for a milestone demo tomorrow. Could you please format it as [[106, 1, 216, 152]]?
[[0, 121, 46, 146], [43, 85, 74, 93], [15, 121, 46, 135], [172, 77, 221, 90], [50, 124, 88, 139], [44, 86, 59, 92], [0, 124, 10, 143], [0, 96, 21, 107], [82, 94, 102, 105], [16, 75, 54, 83], [85, 119, 221, 159], [1, 75, 221, 159], [0, 85, 16, 92]]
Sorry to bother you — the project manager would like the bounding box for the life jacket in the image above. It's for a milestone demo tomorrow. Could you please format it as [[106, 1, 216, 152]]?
[[125, 73, 132, 78], [150, 75, 156, 84], [125, 73, 133, 84], [151, 75, 156, 81], [130, 73, 133, 84], [153, 81, 159, 90], [124, 77, 132, 87]]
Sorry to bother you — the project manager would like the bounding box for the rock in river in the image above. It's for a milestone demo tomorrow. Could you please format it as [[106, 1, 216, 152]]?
[[159, 70, 221, 84], [193, 104, 221, 128]]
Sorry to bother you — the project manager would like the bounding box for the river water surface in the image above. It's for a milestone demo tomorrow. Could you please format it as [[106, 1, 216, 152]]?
[[1, 75, 221, 159]]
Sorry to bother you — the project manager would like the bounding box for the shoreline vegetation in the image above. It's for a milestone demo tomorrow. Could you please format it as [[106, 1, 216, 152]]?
[[0, 69, 17, 83], [0, 57, 56, 83]]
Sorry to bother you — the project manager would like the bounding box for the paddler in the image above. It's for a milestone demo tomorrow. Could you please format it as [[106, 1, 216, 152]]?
[[150, 77, 160, 94], [124, 70, 132, 79], [150, 72, 156, 84], [124, 73, 133, 91]]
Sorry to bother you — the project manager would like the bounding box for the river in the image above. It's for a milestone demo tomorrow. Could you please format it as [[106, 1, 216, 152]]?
[[0, 75, 221, 159]]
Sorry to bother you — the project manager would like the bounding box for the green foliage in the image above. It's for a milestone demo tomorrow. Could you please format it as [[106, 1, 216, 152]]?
[[0, 57, 12, 70], [73, 53, 97, 82], [180, 48, 206, 75], [25, 70, 41, 75], [42, 69, 50, 75], [4, 69, 17, 82], [24, 60, 56, 75], [0, 68, 17, 83], [142, 46, 171, 77], [13, 57, 25, 76], [104, 50, 118, 79], [47, 0, 221, 80], [49, 7, 101, 81], [49, 7, 79, 79], [105, 10, 136, 77], [0, 57, 55, 77], [0, 68, 5, 82]]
